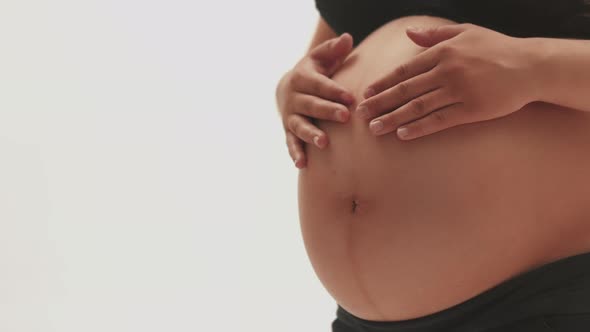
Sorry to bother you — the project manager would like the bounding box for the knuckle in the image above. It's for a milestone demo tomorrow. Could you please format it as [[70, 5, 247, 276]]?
[[369, 83, 382, 95], [411, 97, 426, 116], [397, 81, 410, 99], [438, 44, 455, 57], [308, 77, 320, 92], [314, 79, 327, 96], [288, 71, 299, 87], [285, 132, 291, 145], [288, 116, 301, 133], [286, 116, 295, 131], [395, 63, 409, 78], [384, 116, 398, 128], [309, 99, 321, 114], [433, 110, 446, 123], [287, 137, 296, 154], [300, 96, 314, 112], [359, 102, 374, 118], [307, 99, 322, 117], [438, 61, 460, 78], [290, 70, 305, 88], [412, 124, 424, 136], [280, 98, 292, 115], [314, 78, 331, 97], [318, 100, 332, 115]]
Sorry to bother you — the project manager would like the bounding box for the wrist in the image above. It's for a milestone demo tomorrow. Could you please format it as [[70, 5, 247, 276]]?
[[519, 37, 554, 103]]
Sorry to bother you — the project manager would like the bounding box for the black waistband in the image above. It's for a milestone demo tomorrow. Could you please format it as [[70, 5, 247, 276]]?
[[335, 251, 590, 332]]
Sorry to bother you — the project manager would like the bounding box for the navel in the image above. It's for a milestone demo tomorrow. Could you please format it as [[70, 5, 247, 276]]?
[[352, 199, 359, 214]]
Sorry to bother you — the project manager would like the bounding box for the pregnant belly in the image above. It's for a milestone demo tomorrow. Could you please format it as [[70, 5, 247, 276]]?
[[297, 15, 590, 321]]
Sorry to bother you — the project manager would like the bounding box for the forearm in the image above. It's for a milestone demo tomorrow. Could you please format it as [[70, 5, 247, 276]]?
[[527, 36, 590, 112]]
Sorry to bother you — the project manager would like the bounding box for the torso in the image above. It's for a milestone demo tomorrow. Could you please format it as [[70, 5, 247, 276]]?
[[297, 15, 590, 321]]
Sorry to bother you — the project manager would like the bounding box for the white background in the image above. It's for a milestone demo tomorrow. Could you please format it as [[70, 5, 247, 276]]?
[[0, 0, 336, 331]]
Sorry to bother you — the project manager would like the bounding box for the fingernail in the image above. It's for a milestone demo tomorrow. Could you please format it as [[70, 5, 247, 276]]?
[[313, 136, 322, 148], [370, 120, 383, 133], [341, 92, 354, 104], [364, 87, 375, 98], [337, 109, 349, 122], [397, 127, 409, 138], [407, 25, 423, 33]]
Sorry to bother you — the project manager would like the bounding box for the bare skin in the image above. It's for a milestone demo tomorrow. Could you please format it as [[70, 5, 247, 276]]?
[[298, 15, 590, 321]]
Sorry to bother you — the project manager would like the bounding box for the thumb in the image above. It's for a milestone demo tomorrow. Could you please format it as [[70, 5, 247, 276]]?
[[309, 33, 354, 75], [406, 24, 467, 47]]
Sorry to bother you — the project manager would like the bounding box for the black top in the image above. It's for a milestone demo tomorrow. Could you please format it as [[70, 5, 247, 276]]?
[[315, 0, 590, 47]]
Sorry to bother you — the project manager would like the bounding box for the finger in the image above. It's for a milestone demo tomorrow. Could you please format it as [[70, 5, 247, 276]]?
[[292, 71, 355, 105], [396, 102, 465, 140], [406, 23, 469, 48], [286, 130, 306, 168], [286, 113, 329, 149], [357, 71, 439, 120], [368, 88, 456, 136], [293, 93, 350, 123], [363, 48, 439, 99], [309, 33, 354, 74]]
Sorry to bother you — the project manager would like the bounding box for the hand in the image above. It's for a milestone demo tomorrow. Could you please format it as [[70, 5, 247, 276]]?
[[275, 33, 356, 168], [356, 23, 538, 140]]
